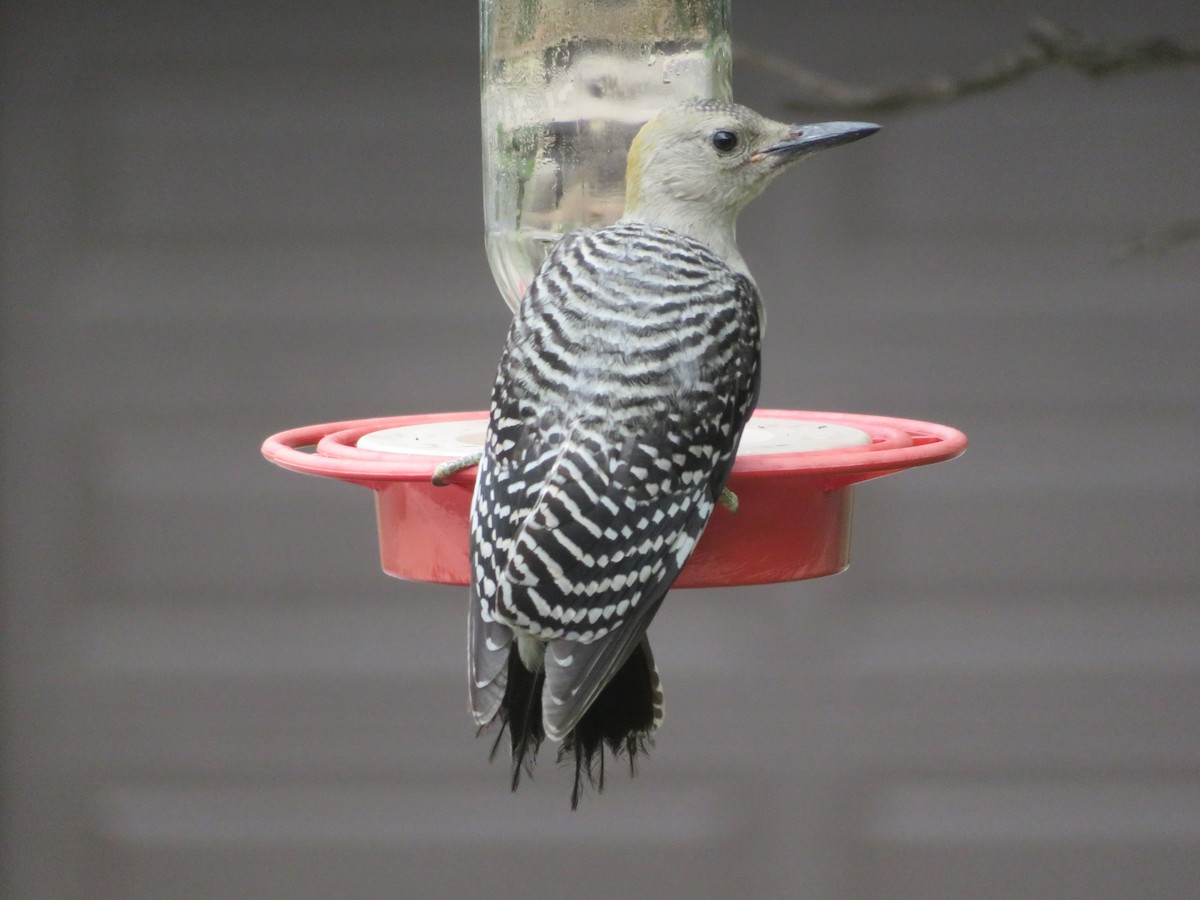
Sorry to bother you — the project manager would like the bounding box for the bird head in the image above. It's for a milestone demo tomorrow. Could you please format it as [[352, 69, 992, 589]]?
[[622, 100, 878, 265]]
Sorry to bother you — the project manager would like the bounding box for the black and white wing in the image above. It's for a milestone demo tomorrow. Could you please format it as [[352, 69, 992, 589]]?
[[469, 224, 762, 739]]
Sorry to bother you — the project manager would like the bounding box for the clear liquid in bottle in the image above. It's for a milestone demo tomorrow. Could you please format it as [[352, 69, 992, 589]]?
[[481, 0, 732, 310]]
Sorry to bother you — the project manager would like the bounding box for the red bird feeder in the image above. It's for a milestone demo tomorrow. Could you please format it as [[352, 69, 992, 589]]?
[[262, 409, 966, 587], [262, 7, 968, 593]]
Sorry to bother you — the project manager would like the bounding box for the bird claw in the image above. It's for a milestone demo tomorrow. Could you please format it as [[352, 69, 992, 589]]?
[[718, 487, 739, 514], [432, 451, 482, 486]]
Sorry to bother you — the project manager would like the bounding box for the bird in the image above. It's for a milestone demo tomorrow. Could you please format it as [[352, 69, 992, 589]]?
[[463, 99, 878, 807]]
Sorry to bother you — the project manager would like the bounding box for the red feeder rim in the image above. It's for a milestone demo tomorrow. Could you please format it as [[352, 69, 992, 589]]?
[[262, 410, 966, 588]]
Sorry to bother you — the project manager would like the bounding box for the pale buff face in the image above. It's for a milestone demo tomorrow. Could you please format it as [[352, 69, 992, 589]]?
[[624, 100, 798, 224], [621, 100, 878, 271]]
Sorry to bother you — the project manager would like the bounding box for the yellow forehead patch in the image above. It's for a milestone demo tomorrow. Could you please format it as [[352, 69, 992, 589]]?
[[624, 118, 657, 211]]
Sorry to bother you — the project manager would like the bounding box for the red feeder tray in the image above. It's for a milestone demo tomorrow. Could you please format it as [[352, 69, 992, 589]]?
[[261, 410, 966, 588]]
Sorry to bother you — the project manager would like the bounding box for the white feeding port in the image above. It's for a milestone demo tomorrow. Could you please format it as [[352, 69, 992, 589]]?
[[356, 418, 871, 458]]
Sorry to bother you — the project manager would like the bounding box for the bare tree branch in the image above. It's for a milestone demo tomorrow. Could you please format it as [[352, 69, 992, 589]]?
[[739, 17, 1200, 115], [740, 18, 1200, 256]]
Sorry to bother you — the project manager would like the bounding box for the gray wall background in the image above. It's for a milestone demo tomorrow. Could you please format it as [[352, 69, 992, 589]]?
[[3, 1, 1198, 897]]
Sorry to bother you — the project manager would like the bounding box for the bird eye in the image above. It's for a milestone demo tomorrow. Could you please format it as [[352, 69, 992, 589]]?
[[711, 130, 739, 153]]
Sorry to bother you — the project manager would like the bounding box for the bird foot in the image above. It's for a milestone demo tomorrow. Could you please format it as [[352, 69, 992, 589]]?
[[718, 487, 739, 514], [432, 451, 482, 486]]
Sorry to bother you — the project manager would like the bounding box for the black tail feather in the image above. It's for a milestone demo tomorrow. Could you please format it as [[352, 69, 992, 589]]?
[[489, 649, 545, 791], [559, 642, 657, 809], [486, 641, 658, 808]]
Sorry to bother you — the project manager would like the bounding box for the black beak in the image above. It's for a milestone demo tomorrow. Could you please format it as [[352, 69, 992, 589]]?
[[753, 121, 880, 162]]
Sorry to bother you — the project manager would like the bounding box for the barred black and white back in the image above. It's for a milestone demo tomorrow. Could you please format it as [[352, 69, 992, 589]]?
[[468, 222, 762, 806]]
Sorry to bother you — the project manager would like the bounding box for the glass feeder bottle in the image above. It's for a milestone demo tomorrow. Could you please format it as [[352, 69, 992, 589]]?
[[480, 0, 732, 309]]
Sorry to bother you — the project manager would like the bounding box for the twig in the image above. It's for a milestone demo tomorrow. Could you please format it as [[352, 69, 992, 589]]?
[[1114, 217, 1200, 260], [741, 18, 1200, 256], [739, 17, 1200, 115]]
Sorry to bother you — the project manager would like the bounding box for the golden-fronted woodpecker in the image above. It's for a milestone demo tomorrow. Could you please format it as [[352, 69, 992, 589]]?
[[466, 100, 878, 806]]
